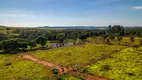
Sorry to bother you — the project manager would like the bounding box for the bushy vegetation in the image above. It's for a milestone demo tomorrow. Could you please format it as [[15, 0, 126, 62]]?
[[1, 25, 142, 53], [84, 47, 142, 80], [0, 25, 142, 80]]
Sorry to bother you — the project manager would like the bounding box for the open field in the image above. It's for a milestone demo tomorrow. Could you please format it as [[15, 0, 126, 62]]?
[[0, 54, 81, 80], [84, 47, 142, 80], [0, 54, 57, 80], [28, 43, 126, 66], [0, 39, 141, 80], [0, 26, 142, 80], [87, 37, 142, 45], [1, 42, 141, 80]]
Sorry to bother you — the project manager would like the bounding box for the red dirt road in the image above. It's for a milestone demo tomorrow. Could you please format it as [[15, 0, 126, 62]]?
[[19, 54, 110, 80]]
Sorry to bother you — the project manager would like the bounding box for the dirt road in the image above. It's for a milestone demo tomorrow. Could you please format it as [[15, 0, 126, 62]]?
[[19, 54, 110, 80]]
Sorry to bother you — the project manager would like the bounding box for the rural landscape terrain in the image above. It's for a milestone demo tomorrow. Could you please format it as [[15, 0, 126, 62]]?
[[0, 25, 142, 80], [0, 0, 142, 80]]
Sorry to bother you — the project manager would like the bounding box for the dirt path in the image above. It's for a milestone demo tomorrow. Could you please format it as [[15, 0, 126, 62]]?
[[19, 54, 69, 75], [19, 54, 110, 80]]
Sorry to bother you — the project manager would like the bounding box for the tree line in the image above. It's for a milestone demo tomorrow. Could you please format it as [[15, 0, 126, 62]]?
[[0, 25, 142, 53]]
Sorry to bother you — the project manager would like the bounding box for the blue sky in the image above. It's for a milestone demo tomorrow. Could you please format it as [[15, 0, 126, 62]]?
[[0, 0, 142, 27]]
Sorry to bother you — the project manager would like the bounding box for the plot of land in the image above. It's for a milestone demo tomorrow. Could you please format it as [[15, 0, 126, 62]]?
[[1, 42, 141, 80], [28, 43, 126, 66], [0, 54, 56, 80], [84, 47, 142, 80]]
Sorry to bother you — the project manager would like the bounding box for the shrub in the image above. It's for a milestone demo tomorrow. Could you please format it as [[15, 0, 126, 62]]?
[[130, 35, 135, 42], [52, 68, 59, 75], [100, 65, 111, 71]]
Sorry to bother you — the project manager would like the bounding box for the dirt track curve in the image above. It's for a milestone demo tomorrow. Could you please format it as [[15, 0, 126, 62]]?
[[19, 54, 110, 80]]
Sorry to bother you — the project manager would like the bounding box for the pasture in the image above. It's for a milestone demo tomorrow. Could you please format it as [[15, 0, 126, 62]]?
[[84, 47, 142, 80], [87, 37, 142, 45], [28, 43, 126, 66], [0, 54, 56, 80], [0, 54, 81, 80], [0, 26, 142, 80]]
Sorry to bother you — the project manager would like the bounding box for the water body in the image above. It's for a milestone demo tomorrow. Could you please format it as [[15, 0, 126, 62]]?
[[51, 43, 74, 48]]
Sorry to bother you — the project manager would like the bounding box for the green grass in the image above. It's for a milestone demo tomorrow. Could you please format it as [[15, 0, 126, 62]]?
[[120, 37, 141, 45], [84, 47, 142, 80], [87, 37, 142, 45], [58, 75, 81, 80], [0, 29, 8, 34], [29, 43, 126, 66], [0, 28, 20, 36], [0, 54, 56, 80]]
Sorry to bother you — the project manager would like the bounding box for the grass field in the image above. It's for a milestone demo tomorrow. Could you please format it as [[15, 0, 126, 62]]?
[[28, 43, 126, 66], [84, 47, 142, 80], [0, 28, 141, 80], [0, 28, 20, 36], [0, 54, 81, 80], [120, 37, 141, 45], [0, 43, 141, 80], [87, 37, 142, 45], [0, 54, 57, 80], [59, 75, 81, 80]]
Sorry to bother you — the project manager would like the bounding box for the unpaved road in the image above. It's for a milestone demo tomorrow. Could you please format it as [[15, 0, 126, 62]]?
[[19, 54, 69, 75], [19, 54, 110, 80]]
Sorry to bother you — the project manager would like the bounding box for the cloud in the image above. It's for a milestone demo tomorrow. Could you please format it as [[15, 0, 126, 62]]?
[[90, 0, 120, 6], [133, 6, 142, 9], [0, 9, 35, 17], [0, 13, 33, 17]]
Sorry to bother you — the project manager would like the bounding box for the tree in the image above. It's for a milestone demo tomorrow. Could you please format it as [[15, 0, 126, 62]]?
[[0, 42, 2, 50], [56, 33, 66, 43], [139, 40, 142, 46], [105, 39, 111, 45], [111, 25, 124, 34], [36, 37, 47, 47], [6, 28, 10, 30], [136, 32, 140, 37], [47, 33, 56, 42], [78, 33, 88, 40], [130, 36, 135, 43], [0, 33, 7, 41], [117, 36, 122, 44], [102, 35, 108, 40], [108, 25, 112, 30], [20, 42, 28, 51], [71, 32, 78, 40], [118, 31, 124, 36], [52, 68, 59, 75], [12, 29, 21, 33], [109, 35, 115, 40], [1, 39, 20, 52], [28, 41, 37, 50]]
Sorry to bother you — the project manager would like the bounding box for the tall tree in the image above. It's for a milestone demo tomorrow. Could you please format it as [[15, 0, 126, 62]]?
[[108, 25, 112, 30], [111, 25, 124, 34], [56, 33, 66, 43], [28, 41, 37, 50], [130, 36, 135, 43], [117, 36, 122, 44], [1, 39, 19, 52], [36, 37, 47, 47]]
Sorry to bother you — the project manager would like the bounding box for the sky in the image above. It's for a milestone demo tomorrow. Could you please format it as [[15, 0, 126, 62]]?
[[0, 0, 142, 27]]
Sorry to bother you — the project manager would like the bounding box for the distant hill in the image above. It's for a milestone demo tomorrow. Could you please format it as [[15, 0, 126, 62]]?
[[0, 25, 6, 27], [39, 26, 50, 28], [39, 26, 108, 30]]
